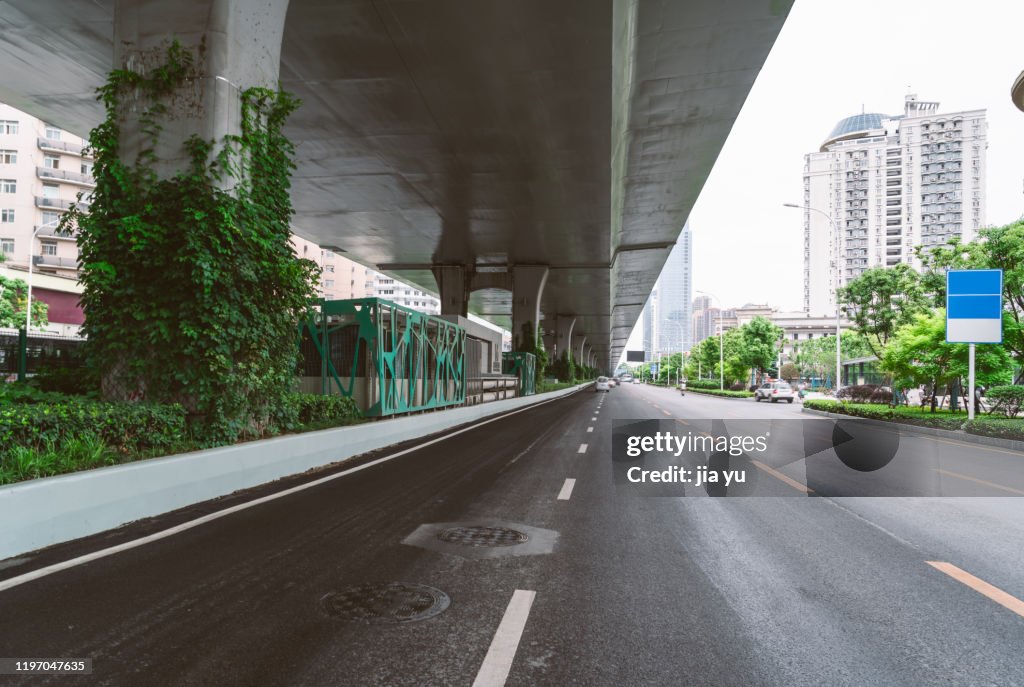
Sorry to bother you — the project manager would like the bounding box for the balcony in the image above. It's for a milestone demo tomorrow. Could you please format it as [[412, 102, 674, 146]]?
[[36, 166, 96, 188], [32, 254, 79, 269], [35, 196, 79, 211], [37, 137, 89, 157]]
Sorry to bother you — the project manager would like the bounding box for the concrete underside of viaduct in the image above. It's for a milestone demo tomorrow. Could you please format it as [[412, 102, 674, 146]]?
[[0, 0, 792, 371]]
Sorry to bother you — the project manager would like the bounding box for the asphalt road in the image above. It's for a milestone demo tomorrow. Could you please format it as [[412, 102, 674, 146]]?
[[1, 384, 1022, 686]]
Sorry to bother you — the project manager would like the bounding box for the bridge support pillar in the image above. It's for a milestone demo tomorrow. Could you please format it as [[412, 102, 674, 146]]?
[[556, 316, 576, 361], [511, 265, 548, 350], [575, 334, 587, 369], [433, 265, 469, 317], [113, 0, 291, 179]]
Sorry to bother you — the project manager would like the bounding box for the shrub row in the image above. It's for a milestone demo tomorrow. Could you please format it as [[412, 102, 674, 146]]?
[[0, 400, 188, 453], [686, 379, 722, 390], [686, 388, 754, 399], [836, 384, 892, 405], [276, 393, 361, 430], [963, 418, 1024, 442], [803, 400, 965, 430]]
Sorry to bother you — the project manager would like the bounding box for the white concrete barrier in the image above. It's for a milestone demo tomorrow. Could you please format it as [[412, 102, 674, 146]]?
[[0, 383, 591, 560]]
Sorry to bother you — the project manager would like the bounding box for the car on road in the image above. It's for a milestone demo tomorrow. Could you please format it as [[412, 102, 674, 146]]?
[[608, 377, 618, 387], [596, 376, 610, 392], [754, 381, 796, 403]]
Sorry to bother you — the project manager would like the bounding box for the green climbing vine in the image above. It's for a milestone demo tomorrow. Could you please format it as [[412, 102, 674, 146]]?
[[62, 40, 318, 443]]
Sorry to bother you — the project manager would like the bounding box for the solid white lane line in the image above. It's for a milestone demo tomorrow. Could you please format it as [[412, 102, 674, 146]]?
[[0, 390, 585, 594], [587, 426, 594, 433], [472, 590, 537, 687], [578, 443, 588, 454], [557, 478, 576, 500], [927, 562, 1024, 619]]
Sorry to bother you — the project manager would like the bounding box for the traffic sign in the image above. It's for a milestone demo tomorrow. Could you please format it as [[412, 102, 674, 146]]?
[[946, 269, 1002, 344], [650, 362, 659, 376]]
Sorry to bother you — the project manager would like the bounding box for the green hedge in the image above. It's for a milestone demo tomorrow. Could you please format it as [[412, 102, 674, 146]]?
[[963, 418, 1024, 442], [986, 385, 1024, 418], [686, 388, 754, 399], [686, 379, 722, 390], [0, 400, 187, 453], [276, 393, 361, 430], [802, 400, 965, 430]]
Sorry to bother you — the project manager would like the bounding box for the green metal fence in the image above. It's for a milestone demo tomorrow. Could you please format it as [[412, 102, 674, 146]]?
[[298, 298, 466, 416], [502, 352, 536, 396]]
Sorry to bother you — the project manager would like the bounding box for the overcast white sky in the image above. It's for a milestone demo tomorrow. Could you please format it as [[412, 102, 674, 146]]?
[[624, 0, 1024, 354]]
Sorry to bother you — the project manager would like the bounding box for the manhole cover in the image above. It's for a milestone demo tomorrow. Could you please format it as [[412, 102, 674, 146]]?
[[436, 526, 530, 547], [320, 583, 450, 623]]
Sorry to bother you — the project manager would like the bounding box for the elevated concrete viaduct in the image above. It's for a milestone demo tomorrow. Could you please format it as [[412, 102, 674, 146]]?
[[0, 0, 792, 372]]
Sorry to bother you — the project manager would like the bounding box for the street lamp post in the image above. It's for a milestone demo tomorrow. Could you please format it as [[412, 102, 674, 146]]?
[[696, 289, 724, 391], [784, 203, 842, 395]]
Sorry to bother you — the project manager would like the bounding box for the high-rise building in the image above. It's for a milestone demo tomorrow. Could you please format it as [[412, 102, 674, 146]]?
[[0, 103, 92, 279], [691, 295, 712, 344], [367, 271, 440, 314], [641, 286, 656, 362], [655, 222, 693, 354], [802, 95, 987, 316]]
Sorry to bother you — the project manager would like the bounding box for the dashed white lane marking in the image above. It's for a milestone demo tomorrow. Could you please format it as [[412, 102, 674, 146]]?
[[472, 589, 538, 687], [926, 562, 1024, 619], [557, 478, 576, 501], [587, 426, 594, 433], [591, 417, 597, 422], [578, 443, 588, 454]]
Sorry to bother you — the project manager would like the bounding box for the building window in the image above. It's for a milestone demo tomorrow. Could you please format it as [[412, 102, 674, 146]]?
[[1, 209, 14, 223], [44, 126, 61, 140], [80, 162, 92, 176], [1, 238, 13, 254], [41, 241, 57, 256], [325, 264, 334, 272], [324, 280, 334, 288], [44, 155, 60, 170], [0, 179, 14, 193], [0, 150, 16, 164], [0, 121, 17, 135]]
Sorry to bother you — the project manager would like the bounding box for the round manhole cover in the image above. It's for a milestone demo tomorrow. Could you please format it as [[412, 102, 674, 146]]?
[[437, 526, 530, 547], [321, 583, 450, 623]]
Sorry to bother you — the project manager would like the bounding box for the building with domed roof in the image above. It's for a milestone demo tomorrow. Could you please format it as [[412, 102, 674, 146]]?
[[800, 95, 986, 317]]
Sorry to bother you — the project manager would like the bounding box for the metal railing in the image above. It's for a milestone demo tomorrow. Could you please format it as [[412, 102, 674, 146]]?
[[36, 166, 96, 187], [37, 137, 89, 157]]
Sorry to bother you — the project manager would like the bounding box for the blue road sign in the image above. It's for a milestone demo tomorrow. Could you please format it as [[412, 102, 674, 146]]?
[[650, 362, 659, 376], [946, 269, 1002, 343]]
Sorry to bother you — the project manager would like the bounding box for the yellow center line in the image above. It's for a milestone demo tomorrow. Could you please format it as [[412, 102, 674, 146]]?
[[935, 469, 1024, 496], [676, 419, 690, 426], [833, 421, 1023, 458], [926, 561, 1024, 619], [750, 460, 814, 494]]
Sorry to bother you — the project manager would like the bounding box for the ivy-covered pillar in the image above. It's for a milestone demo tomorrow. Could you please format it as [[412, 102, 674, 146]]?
[[70, 1, 316, 442], [114, 0, 291, 178], [511, 265, 548, 351]]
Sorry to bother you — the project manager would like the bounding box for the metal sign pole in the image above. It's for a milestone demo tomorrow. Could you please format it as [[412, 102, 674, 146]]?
[[968, 343, 976, 421]]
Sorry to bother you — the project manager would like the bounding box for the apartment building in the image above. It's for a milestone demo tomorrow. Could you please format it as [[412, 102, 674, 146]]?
[[0, 104, 92, 279], [802, 95, 987, 316]]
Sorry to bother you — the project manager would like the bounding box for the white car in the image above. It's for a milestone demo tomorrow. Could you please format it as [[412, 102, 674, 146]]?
[[754, 381, 796, 403], [596, 376, 610, 392]]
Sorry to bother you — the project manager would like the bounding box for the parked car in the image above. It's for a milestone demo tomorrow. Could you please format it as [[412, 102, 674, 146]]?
[[596, 376, 610, 392], [754, 381, 796, 403], [608, 377, 618, 387]]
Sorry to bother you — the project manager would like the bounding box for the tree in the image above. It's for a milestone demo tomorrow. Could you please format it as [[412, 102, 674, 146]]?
[[0, 274, 49, 328], [737, 316, 783, 382], [838, 264, 930, 359], [780, 362, 799, 382], [881, 309, 1014, 410], [793, 332, 873, 384]]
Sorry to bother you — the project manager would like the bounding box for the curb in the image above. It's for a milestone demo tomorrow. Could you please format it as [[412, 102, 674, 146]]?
[[800, 407, 1024, 453], [0, 382, 592, 561]]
